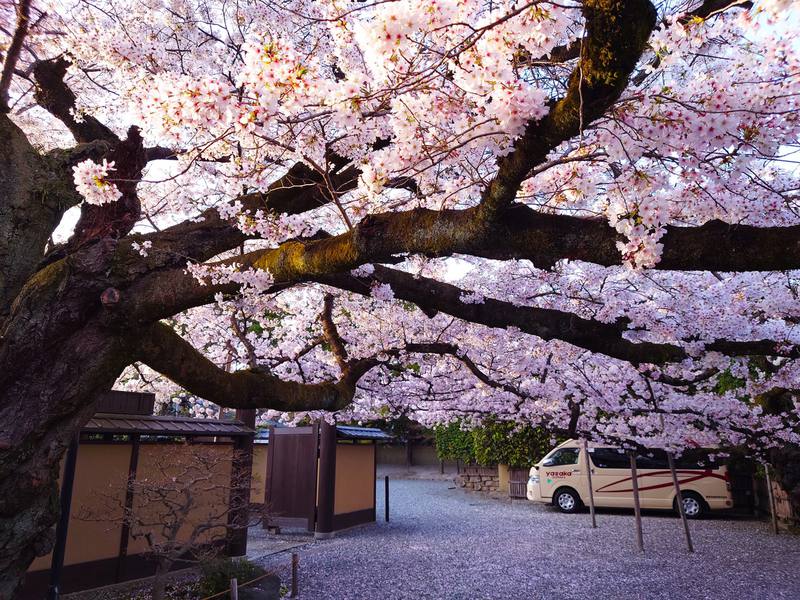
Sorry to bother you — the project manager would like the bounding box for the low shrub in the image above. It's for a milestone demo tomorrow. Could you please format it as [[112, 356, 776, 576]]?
[[198, 557, 266, 598]]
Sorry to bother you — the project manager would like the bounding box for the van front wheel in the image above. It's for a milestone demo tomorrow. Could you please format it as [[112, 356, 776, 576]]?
[[554, 488, 582, 514], [674, 491, 706, 519]]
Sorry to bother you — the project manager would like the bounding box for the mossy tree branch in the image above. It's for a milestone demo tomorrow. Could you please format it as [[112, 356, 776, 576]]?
[[478, 0, 657, 217], [119, 250, 800, 366], [134, 321, 377, 412]]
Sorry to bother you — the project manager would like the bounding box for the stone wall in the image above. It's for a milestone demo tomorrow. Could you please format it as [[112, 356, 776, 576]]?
[[455, 466, 500, 493]]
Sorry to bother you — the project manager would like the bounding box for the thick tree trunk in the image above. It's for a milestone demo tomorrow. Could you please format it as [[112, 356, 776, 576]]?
[[150, 558, 173, 600], [0, 345, 128, 598], [0, 251, 131, 599]]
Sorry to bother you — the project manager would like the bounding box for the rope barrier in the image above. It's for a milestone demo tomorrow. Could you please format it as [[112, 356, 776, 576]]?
[[199, 569, 278, 600]]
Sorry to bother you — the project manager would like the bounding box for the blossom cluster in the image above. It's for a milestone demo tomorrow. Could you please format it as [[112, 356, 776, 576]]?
[[72, 159, 122, 205]]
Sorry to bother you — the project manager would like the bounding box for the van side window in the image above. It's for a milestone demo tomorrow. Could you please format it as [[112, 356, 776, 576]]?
[[674, 449, 718, 469], [542, 448, 580, 466], [589, 448, 629, 469], [636, 450, 668, 469]]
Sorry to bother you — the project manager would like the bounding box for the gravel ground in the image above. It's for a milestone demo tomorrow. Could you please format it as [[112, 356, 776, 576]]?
[[257, 479, 800, 600]]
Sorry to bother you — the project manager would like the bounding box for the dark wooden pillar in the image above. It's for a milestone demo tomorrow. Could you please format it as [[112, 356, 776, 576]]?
[[115, 434, 141, 582], [226, 409, 256, 556], [262, 425, 275, 531], [372, 443, 377, 521], [629, 451, 644, 552], [315, 420, 337, 538], [47, 434, 80, 600]]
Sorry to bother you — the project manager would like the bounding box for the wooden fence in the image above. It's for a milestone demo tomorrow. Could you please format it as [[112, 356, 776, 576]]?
[[508, 468, 529, 499]]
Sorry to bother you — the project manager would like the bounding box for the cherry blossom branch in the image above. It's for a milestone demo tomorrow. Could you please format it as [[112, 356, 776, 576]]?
[[229, 312, 259, 370], [121, 245, 800, 366], [403, 342, 526, 399], [338, 267, 800, 362], [0, 0, 32, 113], [31, 58, 118, 143], [315, 265, 684, 365], [134, 321, 376, 411], [141, 161, 360, 266], [477, 0, 657, 217], [134, 319, 532, 414], [319, 294, 351, 373], [685, 0, 753, 22], [212, 206, 800, 280]]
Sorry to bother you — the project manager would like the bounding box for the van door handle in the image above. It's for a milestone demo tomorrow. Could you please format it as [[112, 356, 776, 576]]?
[[572, 469, 581, 473]]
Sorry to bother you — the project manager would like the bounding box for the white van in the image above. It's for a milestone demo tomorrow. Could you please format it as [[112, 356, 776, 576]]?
[[527, 439, 733, 518]]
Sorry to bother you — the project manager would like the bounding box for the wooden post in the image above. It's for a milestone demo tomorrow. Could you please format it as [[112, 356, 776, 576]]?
[[291, 552, 299, 598], [315, 420, 337, 538], [115, 434, 141, 582], [764, 462, 779, 535], [263, 425, 276, 531], [47, 434, 80, 600], [667, 452, 694, 553], [583, 440, 597, 528], [384, 475, 390, 522], [230, 578, 238, 600], [628, 451, 644, 552], [227, 409, 256, 556]]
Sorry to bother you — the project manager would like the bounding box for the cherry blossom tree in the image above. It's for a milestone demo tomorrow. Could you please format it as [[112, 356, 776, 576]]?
[[1, 0, 799, 595]]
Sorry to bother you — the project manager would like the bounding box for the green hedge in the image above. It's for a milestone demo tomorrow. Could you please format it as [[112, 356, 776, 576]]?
[[434, 419, 554, 468], [433, 421, 476, 463]]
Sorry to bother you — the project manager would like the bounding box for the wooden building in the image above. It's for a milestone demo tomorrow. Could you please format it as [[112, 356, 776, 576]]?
[[22, 392, 255, 599], [252, 421, 391, 538]]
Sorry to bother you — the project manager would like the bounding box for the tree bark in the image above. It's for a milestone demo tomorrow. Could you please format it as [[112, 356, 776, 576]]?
[[150, 558, 173, 600], [0, 249, 132, 598]]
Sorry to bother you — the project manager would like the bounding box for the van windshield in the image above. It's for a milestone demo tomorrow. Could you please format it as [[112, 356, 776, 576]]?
[[541, 448, 580, 466]]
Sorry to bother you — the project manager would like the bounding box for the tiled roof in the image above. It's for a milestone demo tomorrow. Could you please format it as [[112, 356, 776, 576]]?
[[84, 413, 254, 437], [335, 425, 393, 440], [253, 424, 392, 443]]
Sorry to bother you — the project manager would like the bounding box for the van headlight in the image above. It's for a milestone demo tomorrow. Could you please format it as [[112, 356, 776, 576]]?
[[528, 475, 539, 485]]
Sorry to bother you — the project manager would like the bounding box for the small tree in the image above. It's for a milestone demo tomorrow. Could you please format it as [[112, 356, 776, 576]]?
[[78, 443, 258, 600]]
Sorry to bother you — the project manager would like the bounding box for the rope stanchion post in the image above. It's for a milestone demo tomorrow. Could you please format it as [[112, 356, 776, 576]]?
[[230, 578, 238, 600], [291, 552, 299, 598], [385, 475, 390, 522], [199, 570, 279, 600]]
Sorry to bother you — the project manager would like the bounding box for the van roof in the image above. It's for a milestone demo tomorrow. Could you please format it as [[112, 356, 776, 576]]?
[[554, 438, 586, 449], [552, 439, 720, 451]]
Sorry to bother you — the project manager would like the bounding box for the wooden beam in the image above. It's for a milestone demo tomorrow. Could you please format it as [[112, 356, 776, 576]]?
[[115, 434, 141, 582], [227, 410, 256, 556], [315, 421, 337, 538], [47, 434, 79, 600]]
